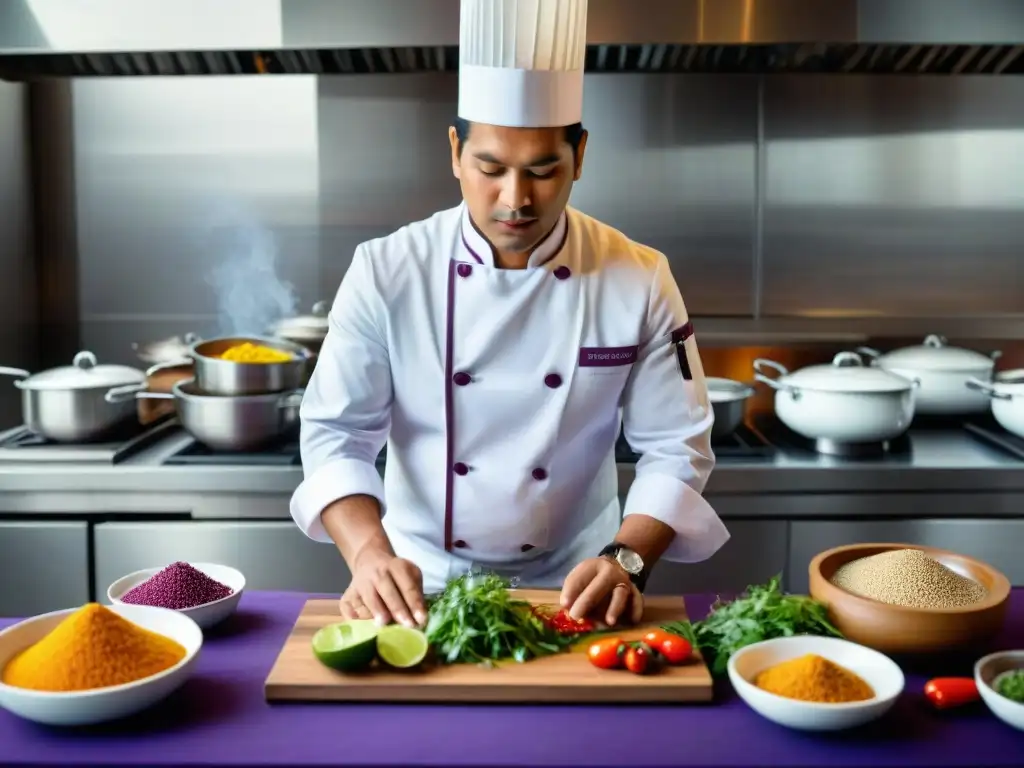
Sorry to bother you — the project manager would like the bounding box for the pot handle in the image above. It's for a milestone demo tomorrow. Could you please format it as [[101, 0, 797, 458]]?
[[277, 389, 306, 409], [144, 358, 193, 376], [990, 349, 1003, 362], [965, 377, 1013, 401], [105, 383, 174, 403], [0, 366, 30, 380], [855, 346, 881, 360], [753, 359, 793, 392]]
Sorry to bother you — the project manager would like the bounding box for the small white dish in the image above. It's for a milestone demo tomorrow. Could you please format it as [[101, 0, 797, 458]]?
[[728, 635, 905, 732], [107, 562, 245, 630], [0, 603, 202, 726], [975, 650, 1024, 731]]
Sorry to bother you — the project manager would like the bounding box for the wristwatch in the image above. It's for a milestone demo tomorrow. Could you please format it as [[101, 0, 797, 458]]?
[[599, 543, 649, 593]]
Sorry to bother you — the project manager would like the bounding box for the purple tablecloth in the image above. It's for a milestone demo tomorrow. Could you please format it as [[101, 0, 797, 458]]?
[[1, 590, 1022, 767]]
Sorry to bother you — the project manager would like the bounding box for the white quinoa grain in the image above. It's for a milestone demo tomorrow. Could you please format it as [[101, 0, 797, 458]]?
[[830, 548, 987, 609]]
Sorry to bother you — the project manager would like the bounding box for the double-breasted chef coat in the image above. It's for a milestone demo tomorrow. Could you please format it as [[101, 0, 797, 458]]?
[[290, 202, 730, 594]]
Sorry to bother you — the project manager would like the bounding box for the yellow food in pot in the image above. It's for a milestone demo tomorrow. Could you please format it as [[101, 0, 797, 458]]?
[[219, 342, 294, 364]]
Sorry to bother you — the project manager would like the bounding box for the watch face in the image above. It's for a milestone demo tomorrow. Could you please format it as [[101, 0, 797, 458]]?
[[618, 548, 643, 574]]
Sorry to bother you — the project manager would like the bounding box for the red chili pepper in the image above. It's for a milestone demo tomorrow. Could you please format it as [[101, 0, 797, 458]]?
[[534, 606, 595, 634], [924, 678, 980, 710]]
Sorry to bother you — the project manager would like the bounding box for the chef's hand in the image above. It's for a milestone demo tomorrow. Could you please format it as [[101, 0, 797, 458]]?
[[560, 557, 644, 627], [339, 545, 427, 628]]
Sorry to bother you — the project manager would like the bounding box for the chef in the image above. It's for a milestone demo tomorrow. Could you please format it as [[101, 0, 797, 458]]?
[[290, 0, 729, 629]]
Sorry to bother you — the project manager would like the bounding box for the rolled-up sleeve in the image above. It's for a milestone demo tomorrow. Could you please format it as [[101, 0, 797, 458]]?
[[289, 246, 392, 543], [620, 255, 730, 563]]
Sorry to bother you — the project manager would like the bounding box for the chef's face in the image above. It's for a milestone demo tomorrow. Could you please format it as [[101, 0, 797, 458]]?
[[450, 121, 587, 259]]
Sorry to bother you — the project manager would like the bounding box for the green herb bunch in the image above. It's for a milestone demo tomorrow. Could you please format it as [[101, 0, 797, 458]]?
[[661, 575, 843, 676], [424, 572, 581, 665]]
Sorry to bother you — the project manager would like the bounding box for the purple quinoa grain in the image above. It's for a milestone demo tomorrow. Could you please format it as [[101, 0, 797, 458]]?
[[120, 561, 233, 610]]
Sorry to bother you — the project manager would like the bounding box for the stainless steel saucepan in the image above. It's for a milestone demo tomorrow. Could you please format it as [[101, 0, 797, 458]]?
[[0, 351, 147, 442], [188, 336, 313, 395], [706, 377, 755, 440], [105, 378, 304, 452]]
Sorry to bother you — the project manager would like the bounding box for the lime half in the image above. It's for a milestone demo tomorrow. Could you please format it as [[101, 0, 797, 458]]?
[[311, 620, 380, 671], [376, 625, 429, 669]]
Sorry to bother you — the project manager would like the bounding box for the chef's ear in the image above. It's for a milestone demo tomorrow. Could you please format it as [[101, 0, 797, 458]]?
[[573, 130, 588, 181], [448, 126, 462, 180]]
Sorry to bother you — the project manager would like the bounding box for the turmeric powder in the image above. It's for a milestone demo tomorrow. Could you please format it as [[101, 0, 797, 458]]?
[[1, 603, 186, 692], [754, 653, 874, 703], [219, 342, 293, 364]]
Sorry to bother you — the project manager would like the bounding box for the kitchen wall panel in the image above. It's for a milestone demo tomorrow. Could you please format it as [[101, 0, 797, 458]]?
[[72, 76, 321, 362], [762, 76, 1024, 318], [317, 73, 757, 314], [0, 80, 34, 428]]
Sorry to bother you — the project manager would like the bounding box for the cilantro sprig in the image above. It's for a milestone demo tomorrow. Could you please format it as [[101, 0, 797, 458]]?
[[660, 575, 842, 675]]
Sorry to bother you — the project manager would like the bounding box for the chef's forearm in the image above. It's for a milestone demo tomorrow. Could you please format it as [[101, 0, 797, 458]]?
[[320, 495, 395, 570], [613, 514, 676, 567]]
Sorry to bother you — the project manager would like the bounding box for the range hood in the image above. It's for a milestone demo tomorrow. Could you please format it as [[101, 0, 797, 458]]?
[[2, 0, 1024, 80]]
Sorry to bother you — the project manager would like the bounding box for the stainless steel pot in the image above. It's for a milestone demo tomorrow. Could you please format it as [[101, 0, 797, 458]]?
[[706, 377, 754, 440], [188, 336, 313, 396], [268, 300, 329, 352], [857, 335, 1001, 416], [133, 332, 201, 366], [106, 378, 304, 452], [0, 351, 147, 442], [966, 370, 1024, 440], [753, 352, 919, 445]]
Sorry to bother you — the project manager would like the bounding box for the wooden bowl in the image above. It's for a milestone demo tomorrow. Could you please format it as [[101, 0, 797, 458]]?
[[808, 543, 1010, 655]]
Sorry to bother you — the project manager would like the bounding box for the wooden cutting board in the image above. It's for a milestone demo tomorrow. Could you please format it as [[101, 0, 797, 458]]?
[[264, 589, 713, 704]]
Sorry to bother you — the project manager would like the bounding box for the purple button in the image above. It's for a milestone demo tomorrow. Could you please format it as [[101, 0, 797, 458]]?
[[457, 263, 473, 278], [453, 371, 472, 386], [520, 544, 535, 552], [453, 539, 468, 548], [554, 265, 572, 280], [531, 467, 548, 481], [544, 373, 562, 389], [453, 462, 469, 476]]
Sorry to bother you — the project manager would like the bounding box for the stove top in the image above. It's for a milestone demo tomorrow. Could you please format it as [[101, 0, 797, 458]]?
[[0, 419, 178, 464], [163, 440, 302, 466], [614, 425, 774, 464], [963, 414, 1024, 462]]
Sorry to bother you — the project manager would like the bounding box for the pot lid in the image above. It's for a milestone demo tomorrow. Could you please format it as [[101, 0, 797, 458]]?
[[271, 300, 329, 341], [133, 332, 200, 365], [870, 334, 997, 372], [782, 352, 914, 394], [16, 351, 147, 391]]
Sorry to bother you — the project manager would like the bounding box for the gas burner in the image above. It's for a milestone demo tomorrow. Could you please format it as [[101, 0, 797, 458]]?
[[0, 419, 177, 464], [614, 425, 774, 464], [163, 440, 302, 466], [963, 414, 1024, 462], [750, 414, 913, 461]]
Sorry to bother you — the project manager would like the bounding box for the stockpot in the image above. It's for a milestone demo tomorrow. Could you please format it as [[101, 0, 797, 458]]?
[[857, 335, 1001, 416], [753, 352, 919, 444], [0, 351, 147, 442], [188, 336, 313, 396]]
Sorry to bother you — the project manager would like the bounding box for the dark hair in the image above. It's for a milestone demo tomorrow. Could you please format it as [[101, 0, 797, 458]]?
[[453, 116, 586, 162]]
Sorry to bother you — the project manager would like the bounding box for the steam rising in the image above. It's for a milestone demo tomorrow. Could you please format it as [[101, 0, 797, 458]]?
[[202, 206, 298, 337]]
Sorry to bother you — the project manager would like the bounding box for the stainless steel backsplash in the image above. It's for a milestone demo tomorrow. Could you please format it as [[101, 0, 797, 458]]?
[[14, 73, 1024, 368]]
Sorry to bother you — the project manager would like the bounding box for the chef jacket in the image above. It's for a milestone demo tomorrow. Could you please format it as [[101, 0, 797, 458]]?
[[290, 202, 730, 593]]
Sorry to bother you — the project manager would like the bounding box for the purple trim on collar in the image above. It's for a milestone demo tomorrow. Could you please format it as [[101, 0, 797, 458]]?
[[459, 231, 485, 265], [443, 260, 457, 552], [535, 215, 569, 268]]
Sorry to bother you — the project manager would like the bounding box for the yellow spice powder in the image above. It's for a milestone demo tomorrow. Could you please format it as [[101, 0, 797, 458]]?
[[754, 653, 874, 703]]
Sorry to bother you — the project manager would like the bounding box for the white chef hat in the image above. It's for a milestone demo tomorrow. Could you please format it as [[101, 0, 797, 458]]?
[[458, 0, 589, 129]]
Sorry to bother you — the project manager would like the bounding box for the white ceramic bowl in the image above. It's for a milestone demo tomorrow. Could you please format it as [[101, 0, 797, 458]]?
[[107, 562, 245, 629], [728, 635, 905, 731], [975, 650, 1024, 731], [0, 603, 202, 726]]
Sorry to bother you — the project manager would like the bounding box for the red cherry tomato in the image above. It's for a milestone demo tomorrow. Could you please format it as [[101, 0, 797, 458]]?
[[641, 630, 692, 664], [656, 635, 693, 665], [624, 644, 653, 675], [924, 678, 980, 709], [587, 637, 626, 670]]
